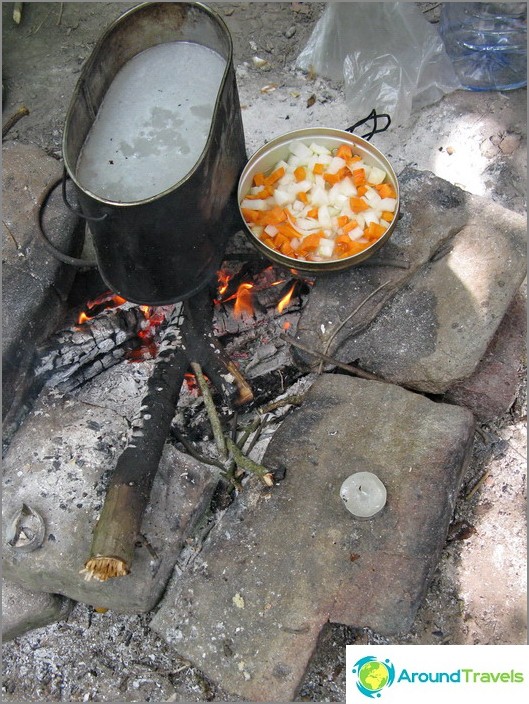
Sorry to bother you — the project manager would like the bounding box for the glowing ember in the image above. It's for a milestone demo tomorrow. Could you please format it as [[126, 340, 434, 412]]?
[[277, 283, 296, 313]]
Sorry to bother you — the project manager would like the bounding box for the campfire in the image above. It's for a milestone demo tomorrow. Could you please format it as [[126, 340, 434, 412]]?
[[25, 255, 313, 582]]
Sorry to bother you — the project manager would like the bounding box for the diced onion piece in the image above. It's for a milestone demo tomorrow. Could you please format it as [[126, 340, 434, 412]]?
[[264, 224, 278, 236], [309, 142, 331, 156], [318, 238, 335, 258], [368, 165, 387, 185], [274, 189, 295, 206], [336, 176, 357, 197], [363, 188, 383, 207], [292, 199, 305, 213], [347, 225, 364, 240], [310, 186, 328, 207], [363, 210, 380, 226], [379, 197, 397, 211], [289, 141, 313, 159], [317, 205, 332, 228], [326, 156, 346, 174], [241, 198, 267, 210], [295, 217, 322, 231], [295, 179, 313, 193]]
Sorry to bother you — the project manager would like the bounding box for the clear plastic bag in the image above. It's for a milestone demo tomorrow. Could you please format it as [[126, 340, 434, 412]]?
[[296, 2, 462, 127]]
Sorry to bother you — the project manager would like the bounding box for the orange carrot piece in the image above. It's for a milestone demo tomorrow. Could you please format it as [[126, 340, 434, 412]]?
[[241, 208, 262, 223], [260, 234, 276, 249], [265, 166, 286, 187], [323, 167, 348, 185], [381, 210, 394, 222], [280, 240, 295, 257], [307, 207, 319, 219], [341, 219, 359, 234], [356, 185, 368, 196], [276, 222, 300, 240], [335, 234, 369, 258], [336, 233, 354, 246], [336, 144, 353, 159], [294, 166, 306, 182], [297, 191, 308, 204], [337, 215, 350, 228], [313, 163, 325, 175], [243, 188, 271, 199], [364, 222, 387, 241], [297, 232, 322, 254], [348, 155, 362, 165], [350, 196, 370, 213], [352, 168, 366, 187], [273, 232, 290, 248], [375, 183, 397, 199], [259, 206, 287, 226], [253, 172, 266, 187]]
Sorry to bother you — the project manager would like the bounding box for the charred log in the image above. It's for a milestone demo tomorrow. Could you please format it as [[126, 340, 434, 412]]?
[[82, 304, 188, 581], [35, 304, 149, 389]]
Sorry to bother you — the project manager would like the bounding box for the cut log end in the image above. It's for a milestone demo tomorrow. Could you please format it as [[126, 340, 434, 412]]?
[[81, 556, 130, 582]]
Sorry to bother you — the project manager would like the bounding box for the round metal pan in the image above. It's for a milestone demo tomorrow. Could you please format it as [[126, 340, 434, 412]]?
[[237, 127, 399, 273]]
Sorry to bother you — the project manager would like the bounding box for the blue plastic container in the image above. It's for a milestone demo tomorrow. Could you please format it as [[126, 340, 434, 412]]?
[[440, 2, 527, 91]]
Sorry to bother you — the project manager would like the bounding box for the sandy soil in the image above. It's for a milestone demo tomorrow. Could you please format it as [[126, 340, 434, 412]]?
[[2, 3, 527, 702]]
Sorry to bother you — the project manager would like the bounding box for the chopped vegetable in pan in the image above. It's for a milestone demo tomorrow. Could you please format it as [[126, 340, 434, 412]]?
[[240, 141, 397, 262]]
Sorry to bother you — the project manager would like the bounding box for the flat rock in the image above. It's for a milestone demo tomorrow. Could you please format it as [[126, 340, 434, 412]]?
[[2, 578, 74, 642], [293, 168, 526, 394], [151, 374, 475, 702], [2, 390, 219, 613], [2, 142, 82, 430], [444, 290, 527, 421]]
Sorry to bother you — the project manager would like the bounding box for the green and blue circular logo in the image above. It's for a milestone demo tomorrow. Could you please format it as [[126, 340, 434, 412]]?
[[352, 656, 396, 698]]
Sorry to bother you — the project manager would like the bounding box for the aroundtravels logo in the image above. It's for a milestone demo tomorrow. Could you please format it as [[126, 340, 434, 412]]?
[[346, 646, 529, 703], [351, 656, 396, 698]]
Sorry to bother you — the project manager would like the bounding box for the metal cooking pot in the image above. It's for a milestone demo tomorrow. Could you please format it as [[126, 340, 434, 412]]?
[[62, 2, 246, 305], [237, 126, 399, 273]]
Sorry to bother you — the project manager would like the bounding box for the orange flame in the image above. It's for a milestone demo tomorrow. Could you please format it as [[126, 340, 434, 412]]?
[[76, 293, 127, 324], [277, 283, 296, 314], [233, 283, 254, 317], [217, 270, 232, 298]]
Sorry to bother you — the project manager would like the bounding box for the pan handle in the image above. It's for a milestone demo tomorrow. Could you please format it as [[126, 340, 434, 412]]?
[[345, 109, 391, 141], [61, 167, 107, 222]]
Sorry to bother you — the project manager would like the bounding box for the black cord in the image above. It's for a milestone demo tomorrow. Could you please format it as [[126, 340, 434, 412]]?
[[36, 176, 98, 268], [346, 109, 391, 141]]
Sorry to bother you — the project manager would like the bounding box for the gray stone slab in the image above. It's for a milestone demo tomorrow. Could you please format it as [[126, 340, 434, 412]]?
[[151, 374, 475, 701], [293, 167, 472, 367], [2, 390, 219, 613], [293, 168, 526, 394], [444, 290, 527, 421], [2, 578, 74, 642], [2, 142, 82, 428]]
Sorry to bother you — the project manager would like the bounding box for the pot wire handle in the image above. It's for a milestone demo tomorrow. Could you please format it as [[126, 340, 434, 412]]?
[[345, 109, 391, 141], [61, 167, 107, 222]]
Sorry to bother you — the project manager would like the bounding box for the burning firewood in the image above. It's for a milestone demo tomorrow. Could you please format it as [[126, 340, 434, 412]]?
[[82, 304, 189, 581], [35, 304, 149, 392], [80, 288, 257, 582]]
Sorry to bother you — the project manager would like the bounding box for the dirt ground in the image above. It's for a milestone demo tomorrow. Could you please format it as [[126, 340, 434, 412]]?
[[2, 2, 527, 702]]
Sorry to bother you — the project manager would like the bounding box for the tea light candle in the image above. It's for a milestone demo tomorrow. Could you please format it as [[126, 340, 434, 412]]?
[[340, 471, 387, 519]]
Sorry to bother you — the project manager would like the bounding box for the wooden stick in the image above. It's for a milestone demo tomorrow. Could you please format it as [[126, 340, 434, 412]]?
[[280, 333, 381, 380], [81, 305, 188, 581], [190, 361, 228, 462], [2, 105, 29, 139]]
